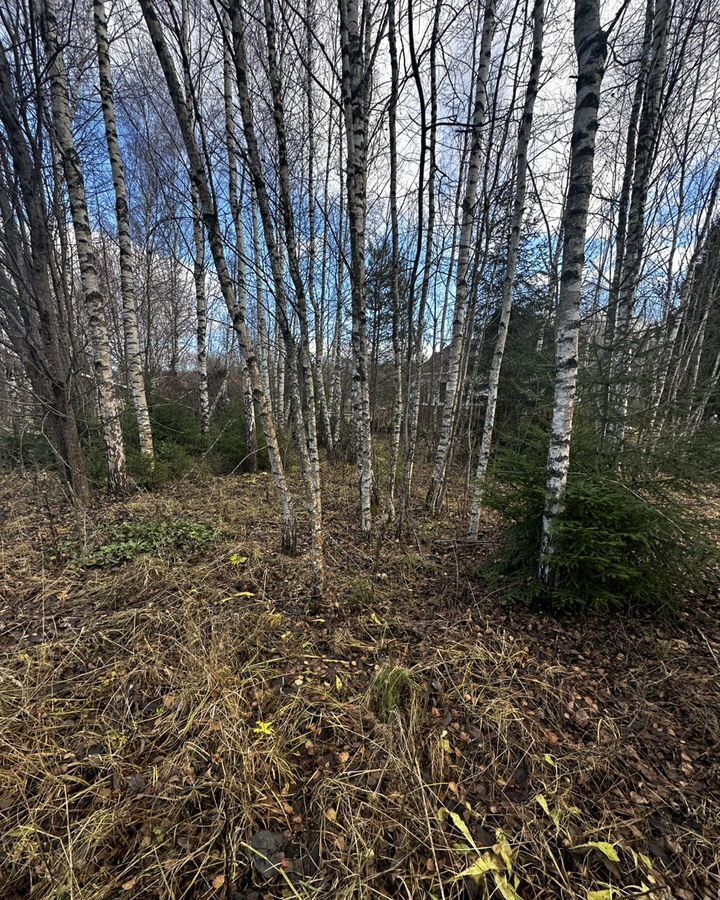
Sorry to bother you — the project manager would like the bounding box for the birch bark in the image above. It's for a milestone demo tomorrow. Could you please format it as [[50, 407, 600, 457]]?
[[223, 47, 257, 469], [41, 0, 128, 493], [93, 0, 154, 461], [384, 0, 402, 522], [611, 0, 670, 451], [539, 0, 607, 584], [232, 0, 324, 592], [398, 0, 442, 528], [426, 0, 496, 513], [468, 0, 544, 537], [140, 0, 296, 551], [339, 0, 373, 534]]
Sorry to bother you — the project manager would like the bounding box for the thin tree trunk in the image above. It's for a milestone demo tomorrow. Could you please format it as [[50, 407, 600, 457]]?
[[191, 187, 211, 436], [611, 0, 670, 452], [140, 0, 296, 551], [93, 0, 154, 461], [41, 0, 128, 494], [384, 0, 403, 522], [234, 0, 324, 592], [426, 0, 496, 512], [305, 0, 333, 453], [251, 185, 272, 400], [397, 0, 442, 528], [539, 0, 607, 584], [468, 0, 544, 537], [179, 0, 211, 439], [339, 0, 374, 534], [223, 45, 257, 469]]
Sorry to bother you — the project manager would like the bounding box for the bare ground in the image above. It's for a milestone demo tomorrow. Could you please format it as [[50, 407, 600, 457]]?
[[0, 463, 718, 899]]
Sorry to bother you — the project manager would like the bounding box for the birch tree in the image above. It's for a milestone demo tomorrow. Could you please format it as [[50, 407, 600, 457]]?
[[93, 0, 154, 461], [610, 0, 671, 452], [468, 0, 544, 537], [426, 0, 496, 513], [338, 0, 374, 534], [0, 40, 89, 500], [384, 0, 403, 522], [41, 0, 128, 493], [222, 37, 257, 468], [539, 0, 607, 584], [139, 0, 297, 552]]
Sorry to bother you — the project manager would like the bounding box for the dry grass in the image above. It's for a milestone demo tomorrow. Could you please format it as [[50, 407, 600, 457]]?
[[0, 465, 718, 899]]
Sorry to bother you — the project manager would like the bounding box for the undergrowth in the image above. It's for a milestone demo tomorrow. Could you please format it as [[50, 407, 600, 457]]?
[[0, 467, 717, 899], [70, 519, 218, 568], [485, 429, 717, 613]]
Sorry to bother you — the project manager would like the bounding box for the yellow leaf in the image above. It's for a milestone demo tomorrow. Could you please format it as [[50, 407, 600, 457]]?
[[495, 873, 523, 900], [494, 829, 514, 872], [587, 890, 615, 900], [325, 808, 337, 823], [335, 675, 343, 692], [454, 852, 499, 882], [441, 808, 478, 852], [252, 720, 274, 736], [535, 794, 561, 828], [575, 842, 621, 864], [543, 753, 557, 767], [370, 612, 384, 626], [439, 729, 453, 755]]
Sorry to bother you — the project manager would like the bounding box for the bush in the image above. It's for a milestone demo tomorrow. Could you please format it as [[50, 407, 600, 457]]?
[[148, 400, 203, 453], [0, 427, 57, 470], [208, 399, 268, 474], [128, 441, 194, 490], [485, 431, 716, 614]]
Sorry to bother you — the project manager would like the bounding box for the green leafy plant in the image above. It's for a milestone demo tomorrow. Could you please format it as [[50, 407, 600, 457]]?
[[80, 519, 217, 568]]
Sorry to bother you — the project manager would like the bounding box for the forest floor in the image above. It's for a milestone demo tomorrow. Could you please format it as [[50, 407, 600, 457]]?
[[0, 461, 719, 900]]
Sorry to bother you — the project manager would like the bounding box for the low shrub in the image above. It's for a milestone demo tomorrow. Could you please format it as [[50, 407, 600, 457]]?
[[128, 441, 194, 490], [0, 427, 57, 470], [77, 518, 217, 568], [208, 399, 269, 474], [148, 400, 203, 453], [485, 432, 716, 613]]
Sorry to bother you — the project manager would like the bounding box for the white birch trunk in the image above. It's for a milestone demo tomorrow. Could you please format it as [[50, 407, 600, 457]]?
[[42, 0, 128, 493], [190, 187, 211, 436], [611, 0, 670, 452], [179, 0, 210, 438], [223, 50, 257, 469], [426, 0, 496, 513], [384, 0, 403, 522], [140, 0, 296, 551], [251, 187, 272, 400], [468, 0, 544, 537], [539, 0, 607, 584], [93, 0, 154, 461], [237, 0, 325, 592], [339, 0, 373, 534]]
